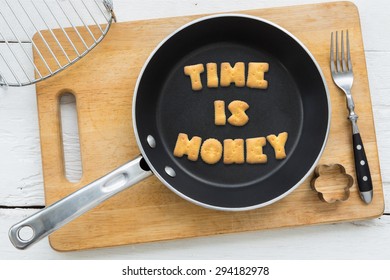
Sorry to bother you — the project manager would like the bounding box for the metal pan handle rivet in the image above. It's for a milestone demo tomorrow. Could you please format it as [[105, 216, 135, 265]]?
[[17, 225, 35, 242], [147, 135, 156, 148], [165, 166, 176, 177]]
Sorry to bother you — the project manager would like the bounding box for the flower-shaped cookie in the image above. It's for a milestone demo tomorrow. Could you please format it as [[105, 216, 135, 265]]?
[[310, 164, 354, 203]]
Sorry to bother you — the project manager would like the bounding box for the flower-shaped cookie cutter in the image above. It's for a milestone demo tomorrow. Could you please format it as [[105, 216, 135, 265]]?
[[311, 164, 354, 203]]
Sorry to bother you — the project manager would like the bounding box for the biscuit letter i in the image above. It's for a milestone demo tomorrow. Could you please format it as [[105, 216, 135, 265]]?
[[206, 63, 219, 88], [214, 100, 226, 125]]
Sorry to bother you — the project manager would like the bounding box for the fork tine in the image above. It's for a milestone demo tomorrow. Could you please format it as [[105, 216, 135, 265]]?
[[347, 30, 353, 71], [330, 32, 336, 73], [341, 30, 347, 72], [336, 31, 342, 72]]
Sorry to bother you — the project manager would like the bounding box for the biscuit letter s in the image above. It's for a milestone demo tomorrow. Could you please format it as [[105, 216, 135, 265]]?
[[227, 100, 249, 126]]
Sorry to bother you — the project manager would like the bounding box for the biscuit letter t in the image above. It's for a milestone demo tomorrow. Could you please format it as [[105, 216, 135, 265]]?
[[184, 64, 205, 91]]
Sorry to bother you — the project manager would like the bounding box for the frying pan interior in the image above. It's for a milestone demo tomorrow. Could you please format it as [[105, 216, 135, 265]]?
[[134, 14, 330, 210]]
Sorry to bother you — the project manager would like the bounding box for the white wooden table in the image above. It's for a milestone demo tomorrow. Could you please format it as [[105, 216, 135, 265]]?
[[1, 0, 389, 259]]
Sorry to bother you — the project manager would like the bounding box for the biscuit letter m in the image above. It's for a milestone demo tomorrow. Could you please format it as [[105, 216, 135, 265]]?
[[220, 62, 245, 87], [173, 133, 202, 161]]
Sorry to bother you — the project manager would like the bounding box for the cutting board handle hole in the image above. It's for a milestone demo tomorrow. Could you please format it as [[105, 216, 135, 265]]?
[[59, 92, 83, 183]]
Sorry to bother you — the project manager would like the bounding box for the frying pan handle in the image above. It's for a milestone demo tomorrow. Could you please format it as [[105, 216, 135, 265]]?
[[9, 156, 152, 250]]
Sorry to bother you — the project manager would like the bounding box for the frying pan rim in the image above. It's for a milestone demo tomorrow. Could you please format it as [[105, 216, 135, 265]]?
[[132, 13, 331, 211]]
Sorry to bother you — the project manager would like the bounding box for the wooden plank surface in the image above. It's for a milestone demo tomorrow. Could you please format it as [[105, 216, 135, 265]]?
[[34, 1, 384, 251], [1, 208, 390, 259]]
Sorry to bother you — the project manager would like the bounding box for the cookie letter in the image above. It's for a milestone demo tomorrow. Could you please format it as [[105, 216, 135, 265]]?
[[246, 137, 267, 164], [173, 133, 202, 161], [220, 62, 245, 87], [246, 62, 269, 89], [266, 132, 288, 159], [227, 100, 249, 126], [184, 64, 205, 91], [206, 63, 219, 88], [214, 100, 226, 126], [223, 139, 245, 164], [200, 138, 223, 164]]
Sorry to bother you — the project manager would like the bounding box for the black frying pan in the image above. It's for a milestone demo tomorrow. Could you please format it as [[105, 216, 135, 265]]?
[[9, 14, 330, 249]]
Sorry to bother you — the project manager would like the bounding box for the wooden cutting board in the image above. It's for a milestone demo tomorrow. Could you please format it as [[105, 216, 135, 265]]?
[[35, 1, 384, 251]]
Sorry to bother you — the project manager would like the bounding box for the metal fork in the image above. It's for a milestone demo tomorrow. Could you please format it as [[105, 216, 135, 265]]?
[[330, 30, 373, 203]]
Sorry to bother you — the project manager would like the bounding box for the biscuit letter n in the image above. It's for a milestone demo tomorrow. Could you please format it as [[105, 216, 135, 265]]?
[[223, 139, 245, 164], [184, 64, 205, 91], [266, 132, 288, 159], [246, 62, 269, 89], [220, 62, 245, 87], [173, 133, 202, 161]]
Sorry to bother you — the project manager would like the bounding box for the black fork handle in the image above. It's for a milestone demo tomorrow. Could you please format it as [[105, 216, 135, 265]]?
[[352, 132, 373, 203]]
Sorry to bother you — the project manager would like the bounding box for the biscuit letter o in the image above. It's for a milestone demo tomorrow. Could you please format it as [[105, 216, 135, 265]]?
[[200, 138, 223, 164]]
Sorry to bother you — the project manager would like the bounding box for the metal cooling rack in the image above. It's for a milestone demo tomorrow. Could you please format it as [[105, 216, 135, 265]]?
[[0, 0, 116, 87]]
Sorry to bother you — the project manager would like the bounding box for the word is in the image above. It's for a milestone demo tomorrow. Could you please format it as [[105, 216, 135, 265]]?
[[214, 100, 249, 126]]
